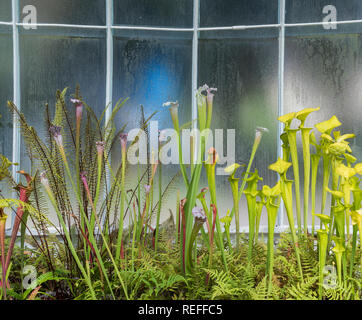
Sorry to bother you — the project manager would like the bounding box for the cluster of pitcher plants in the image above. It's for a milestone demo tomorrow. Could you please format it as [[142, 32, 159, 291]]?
[[0, 84, 361, 300]]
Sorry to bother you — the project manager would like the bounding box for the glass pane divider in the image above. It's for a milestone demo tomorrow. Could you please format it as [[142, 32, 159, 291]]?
[[10, 0, 20, 229], [192, 0, 199, 132], [277, 0, 286, 228], [103, 0, 113, 226]]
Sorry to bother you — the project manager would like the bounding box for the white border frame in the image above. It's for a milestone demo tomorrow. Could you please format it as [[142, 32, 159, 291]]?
[[2, 0, 362, 231]]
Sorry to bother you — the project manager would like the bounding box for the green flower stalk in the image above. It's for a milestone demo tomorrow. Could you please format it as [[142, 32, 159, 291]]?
[[255, 199, 263, 243], [0, 209, 7, 300], [243, 170, 263, 261], [314, 213, 331, 299], [296, 107, 320, 235], [224, 163, 241, 248], [220, 210, 232, 252], [261, 183, 281, 292], [332, 236, 345, 284], [310, 133, 321, 236], [269, 158, 303, 280], [90, 141, 105, 242], [205, 204, 218, 285], [196, 187, 211, 252], [116, 133, 128, 263]]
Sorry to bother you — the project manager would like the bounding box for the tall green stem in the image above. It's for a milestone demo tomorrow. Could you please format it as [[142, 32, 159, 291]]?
[[311, 154, 320, 235], [287, 129, 302, 233], [301, 128, 312, 235]]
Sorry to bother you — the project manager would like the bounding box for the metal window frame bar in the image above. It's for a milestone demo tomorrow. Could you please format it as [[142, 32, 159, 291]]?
[[11, 0, 21, 229], [277, 0, 286, 228], [3, 1, 362, 232], [192, 0, 199, 133]]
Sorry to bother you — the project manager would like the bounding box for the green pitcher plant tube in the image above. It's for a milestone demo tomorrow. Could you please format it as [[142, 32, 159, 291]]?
[[296, 107, 320, 235], [278, 112, 302, 233], [314, 213, 331, 299], [116, 133, 128, 264], [351, 210, 362, 269], [203, 148, 228, 271], [269, 158, 304, 280], [244, 170, 263, 262], [224, 163, 241, 248], [332, 236, 346, 284], [315, 116, 342, 218], [220, 210, 232, 252], [261, 182, 281, 292]]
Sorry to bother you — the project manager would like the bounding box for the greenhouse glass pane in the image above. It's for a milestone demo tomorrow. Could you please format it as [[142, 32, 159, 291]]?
[[198, 29, 279, 229], [112, 30, 192, 226], [0, 28, 13, 201], [19, 0, 106, 25], [114, 0, 193, 28], [0, 1, 12, 22], [284, 25, 362, 225], [19, 30, 106, 223], [286, 0, 362, 24], [200, 0, 278, 27]]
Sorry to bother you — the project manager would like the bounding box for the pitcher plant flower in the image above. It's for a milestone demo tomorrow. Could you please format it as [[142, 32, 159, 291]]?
[[332, 236, 346, 284], [220, 210, 232, 251]]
